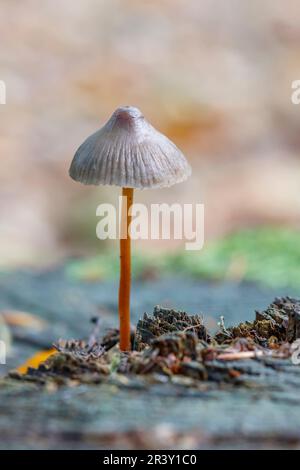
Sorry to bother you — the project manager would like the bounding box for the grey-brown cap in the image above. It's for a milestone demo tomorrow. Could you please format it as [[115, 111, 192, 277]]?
[[69, 106, 191, 189]]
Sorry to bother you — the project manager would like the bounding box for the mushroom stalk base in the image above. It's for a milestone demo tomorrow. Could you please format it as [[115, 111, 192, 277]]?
[[118, 187, 134, 351]]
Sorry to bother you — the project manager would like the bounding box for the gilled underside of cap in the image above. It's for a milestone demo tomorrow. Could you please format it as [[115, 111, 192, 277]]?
[[69, 106, 191, 189]]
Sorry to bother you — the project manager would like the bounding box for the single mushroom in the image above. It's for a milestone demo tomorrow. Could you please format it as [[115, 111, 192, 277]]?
[[69, 106, 191, 351]]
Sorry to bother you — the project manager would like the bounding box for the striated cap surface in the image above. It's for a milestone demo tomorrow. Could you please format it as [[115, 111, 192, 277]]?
[[69, 106, 191, 189]]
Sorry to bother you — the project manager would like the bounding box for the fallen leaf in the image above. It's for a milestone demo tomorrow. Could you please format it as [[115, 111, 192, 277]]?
[[17, 349, 56, 374]]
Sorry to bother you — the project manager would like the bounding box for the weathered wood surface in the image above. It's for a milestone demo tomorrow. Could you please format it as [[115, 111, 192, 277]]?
[[1, 269, 300, 449]]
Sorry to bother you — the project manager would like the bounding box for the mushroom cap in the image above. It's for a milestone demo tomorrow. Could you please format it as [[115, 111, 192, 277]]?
[[69, 106, 191, 189]]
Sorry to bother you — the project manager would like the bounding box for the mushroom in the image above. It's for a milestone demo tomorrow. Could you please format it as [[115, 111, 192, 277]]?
[[69, 106, 191, 351]]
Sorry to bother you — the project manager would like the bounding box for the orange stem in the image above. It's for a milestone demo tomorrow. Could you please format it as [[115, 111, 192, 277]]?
[[118, 187, 134, 351]]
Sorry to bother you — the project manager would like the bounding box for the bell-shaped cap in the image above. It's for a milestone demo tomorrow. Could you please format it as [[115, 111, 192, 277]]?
[[69, 106, 191, 189]]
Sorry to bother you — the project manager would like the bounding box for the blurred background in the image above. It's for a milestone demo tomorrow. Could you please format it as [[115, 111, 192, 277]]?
[[1, 0, 300, 287]]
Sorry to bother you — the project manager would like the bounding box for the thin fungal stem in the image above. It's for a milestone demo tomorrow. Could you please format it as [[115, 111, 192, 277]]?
[[118, 187, 134, 351]]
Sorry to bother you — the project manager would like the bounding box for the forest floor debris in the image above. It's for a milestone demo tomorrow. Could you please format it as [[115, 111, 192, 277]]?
[[9, 297, 300, 389]]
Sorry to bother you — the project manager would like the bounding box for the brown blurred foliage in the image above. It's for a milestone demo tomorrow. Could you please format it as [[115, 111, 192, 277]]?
[[1, 0, 300, 266]]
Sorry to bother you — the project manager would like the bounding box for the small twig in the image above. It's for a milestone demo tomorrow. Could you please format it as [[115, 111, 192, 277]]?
[[217, 315, 232, 337], [88, 317, 102, 347], [183, 322, 204, 332], [217, 350, 264, 361]]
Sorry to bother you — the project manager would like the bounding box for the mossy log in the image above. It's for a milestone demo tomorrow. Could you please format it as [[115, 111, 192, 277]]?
[[1, 270, 300, 449]]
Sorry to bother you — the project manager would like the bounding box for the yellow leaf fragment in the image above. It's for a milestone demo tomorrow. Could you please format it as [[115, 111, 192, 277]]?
[[17, 349, 56, 374]]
